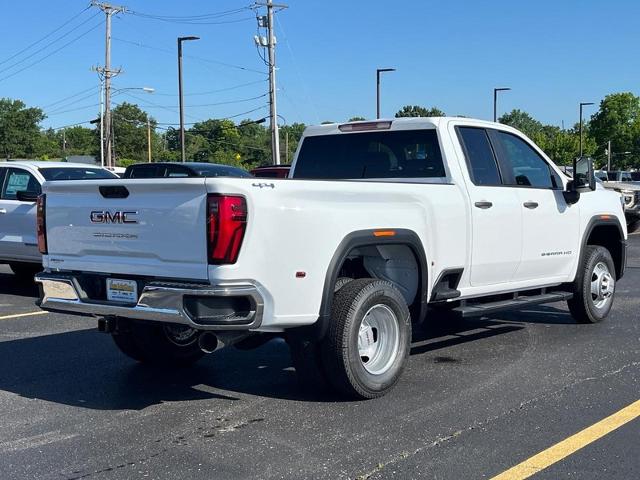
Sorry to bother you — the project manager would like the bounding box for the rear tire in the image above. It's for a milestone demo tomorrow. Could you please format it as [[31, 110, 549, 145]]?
[[322, 278, 411, 399], [568, 246, 616, 324], [111, 321, 204, 366]]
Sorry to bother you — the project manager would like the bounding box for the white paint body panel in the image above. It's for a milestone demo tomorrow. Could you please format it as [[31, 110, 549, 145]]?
[[39, 118, 627, 331]]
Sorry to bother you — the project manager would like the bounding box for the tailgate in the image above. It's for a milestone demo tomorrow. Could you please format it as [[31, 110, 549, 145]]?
[[42, 179, 209, 280]]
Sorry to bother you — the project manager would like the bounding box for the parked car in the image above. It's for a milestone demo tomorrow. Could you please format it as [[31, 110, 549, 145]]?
[[0, 161, 118, 279], [599, 170, 640, 229], [123, 162, 252, 179], [36, 118, 626, 399], [250, 165, 291, 178]]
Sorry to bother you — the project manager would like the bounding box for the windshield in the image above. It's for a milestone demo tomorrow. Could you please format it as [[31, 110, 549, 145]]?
[[39, 167, 117, 181], [293, 129, 445, 179]]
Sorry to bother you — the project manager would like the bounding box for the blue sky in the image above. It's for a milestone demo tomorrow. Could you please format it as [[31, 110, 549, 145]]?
[[1, 0, 638, 130]]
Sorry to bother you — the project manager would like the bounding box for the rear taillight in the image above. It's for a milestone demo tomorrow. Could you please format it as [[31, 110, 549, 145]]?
[[207, 194, 247, 264], [36, 194, 47, 254]]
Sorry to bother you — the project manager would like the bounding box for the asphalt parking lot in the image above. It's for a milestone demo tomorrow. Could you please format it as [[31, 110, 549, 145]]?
[[0, 236, 638, 480]]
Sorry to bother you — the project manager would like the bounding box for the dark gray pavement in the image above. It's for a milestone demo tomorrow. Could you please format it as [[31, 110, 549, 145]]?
[[0, 235, 638, 479]]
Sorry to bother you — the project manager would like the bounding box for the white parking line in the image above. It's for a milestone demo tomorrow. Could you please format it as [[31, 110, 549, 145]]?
[[0, 311, 47, 321]]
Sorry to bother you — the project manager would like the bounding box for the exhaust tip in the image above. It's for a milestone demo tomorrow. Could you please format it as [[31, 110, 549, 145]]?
[[198, 332, 218, 354]]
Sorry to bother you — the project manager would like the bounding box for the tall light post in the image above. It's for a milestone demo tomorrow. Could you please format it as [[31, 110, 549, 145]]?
[[178, 36, 200, 162], [579, 102, 594, 156], [376, 68, 395, 119], [493, 87, 511, 122]]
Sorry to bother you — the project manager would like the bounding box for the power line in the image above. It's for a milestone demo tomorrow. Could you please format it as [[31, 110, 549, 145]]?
[[115, 93, 268, 109], [150, 79, 268, 97], [112, 37, 266, 75], [0, 12, 101, 75], [0, 6, 92, 67], [42, 86, 97, 109], [128, 6, 253, 24], [0, 20, 104, 84], [46, 91, 100, 115]]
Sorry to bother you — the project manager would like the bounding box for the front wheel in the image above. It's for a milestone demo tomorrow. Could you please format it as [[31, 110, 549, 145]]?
[[322, 278, 411, 399], [568, 246, 616, 324], [111, 321, 204, 366]]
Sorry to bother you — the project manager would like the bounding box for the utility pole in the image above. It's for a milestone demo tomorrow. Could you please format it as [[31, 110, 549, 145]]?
[[254, 1, 287, 165], [62, 129, 66, 156], [92, 2, 125, 168], [607, 140, 612, 171]]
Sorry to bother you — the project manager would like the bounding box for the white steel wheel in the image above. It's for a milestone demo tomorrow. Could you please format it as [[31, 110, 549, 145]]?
[[590, 262, 615, 309], [358, 304, 400, 375]]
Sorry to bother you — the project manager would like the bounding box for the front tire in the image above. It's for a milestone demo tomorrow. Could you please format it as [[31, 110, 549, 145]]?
[[322, 278, 411, 399], [568, 246, 616, 324], [111, 321, 204, 366]]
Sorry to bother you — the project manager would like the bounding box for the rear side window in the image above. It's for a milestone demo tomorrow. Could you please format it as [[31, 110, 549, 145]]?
[[457, 127, 501, 186], [127, 165, 161, 178], [39, 168, 116, 181], [493, 131, 557, 188], [293, 129, 445, 180]]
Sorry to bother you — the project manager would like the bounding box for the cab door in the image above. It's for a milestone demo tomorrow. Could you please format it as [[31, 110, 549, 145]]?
[[489, 130, 579, 281], [456, 126, 523, 286], [0, 167, 41, 262]]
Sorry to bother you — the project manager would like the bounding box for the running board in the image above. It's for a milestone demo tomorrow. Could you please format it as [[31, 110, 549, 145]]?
[[452, 291, 573, 318]]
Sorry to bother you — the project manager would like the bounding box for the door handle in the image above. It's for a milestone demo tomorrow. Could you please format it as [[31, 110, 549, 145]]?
[[523, 201, 539, 209], [0, 208, 6, 214], [474, 201, 493, 209]]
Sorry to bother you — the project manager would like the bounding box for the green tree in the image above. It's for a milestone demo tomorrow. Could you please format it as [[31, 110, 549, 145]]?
[[589, 92, 640, 168], [63, 126, 96, 156], [0, 98, 45, 159], [498, 109, 544, 139], [395, 105, 445, 117], [348, 116, 366, 122], [111, 102, 155, 164]]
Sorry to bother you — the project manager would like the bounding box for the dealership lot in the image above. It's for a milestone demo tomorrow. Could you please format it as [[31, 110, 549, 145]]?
[[0, 236, 638, 480]]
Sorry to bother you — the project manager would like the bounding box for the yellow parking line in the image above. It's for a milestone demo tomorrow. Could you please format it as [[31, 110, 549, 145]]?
[[0, 311, 48, 321], [491, 398, 640, 480]]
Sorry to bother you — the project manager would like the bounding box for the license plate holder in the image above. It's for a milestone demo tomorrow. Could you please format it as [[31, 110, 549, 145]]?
[[106, 278, 138, 303]]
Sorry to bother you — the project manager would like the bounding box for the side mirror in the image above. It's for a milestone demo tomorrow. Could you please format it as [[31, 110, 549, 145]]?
[[573, 156, 596, 192], [16, 190, 39, 202], [563, 180, 580, 205]]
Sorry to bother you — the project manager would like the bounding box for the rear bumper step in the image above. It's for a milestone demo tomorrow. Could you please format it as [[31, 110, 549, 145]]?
[[452, 291, 573, 318], [35, 272, 264, 331]]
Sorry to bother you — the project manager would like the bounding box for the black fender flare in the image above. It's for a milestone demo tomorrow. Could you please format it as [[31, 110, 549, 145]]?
[[303, 228, 429, 341], [578, 215, 626, 280]]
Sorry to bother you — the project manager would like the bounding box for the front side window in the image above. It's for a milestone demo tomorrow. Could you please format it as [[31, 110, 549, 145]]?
[[293, 129, 445, 180], [493, 131, 558, 188], [457, 127, 502, 186], [1, 168, 40, 200]]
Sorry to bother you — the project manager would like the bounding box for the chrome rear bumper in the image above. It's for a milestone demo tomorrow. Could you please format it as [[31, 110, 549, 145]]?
[[35, 272, 264, 331]]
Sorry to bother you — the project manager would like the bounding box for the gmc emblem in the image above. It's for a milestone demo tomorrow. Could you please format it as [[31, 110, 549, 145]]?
[[90, 210, 138, 224]]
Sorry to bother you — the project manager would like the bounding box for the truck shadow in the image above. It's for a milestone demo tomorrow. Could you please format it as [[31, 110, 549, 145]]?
[[0, 310, 548, 409], [0, 269, 40, 299]]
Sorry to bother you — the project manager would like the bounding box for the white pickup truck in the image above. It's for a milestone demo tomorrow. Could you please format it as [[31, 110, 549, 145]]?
[[36, 118, 627, 399]]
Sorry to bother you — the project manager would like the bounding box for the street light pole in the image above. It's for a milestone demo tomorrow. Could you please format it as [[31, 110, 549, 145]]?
[[493, 87, 511, 122], [579, 102, 594, 156], [376, 68, 395, 119], [178, 36, 199, 162]]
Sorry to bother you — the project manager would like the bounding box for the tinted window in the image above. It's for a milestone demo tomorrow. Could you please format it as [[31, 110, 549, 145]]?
[[457, 127, 501, 186], [39, 167, 116, 181], [2, 168, 40, 200], [192, 165, 251, 178], [293, 129, 445, 179], [494, 131, 557, 188], [126, 165, 162, 178]]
